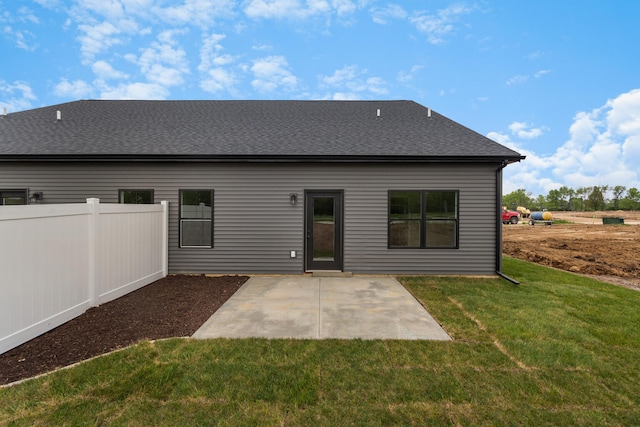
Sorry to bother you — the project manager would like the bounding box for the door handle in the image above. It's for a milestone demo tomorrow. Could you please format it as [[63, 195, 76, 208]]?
[[307, 231, 311, 239]]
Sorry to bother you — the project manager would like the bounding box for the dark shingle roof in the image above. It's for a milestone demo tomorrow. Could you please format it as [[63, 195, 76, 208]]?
[[0, 100, 523, 162]]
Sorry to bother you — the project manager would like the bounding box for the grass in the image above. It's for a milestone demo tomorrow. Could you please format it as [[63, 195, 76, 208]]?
[[1, 257, 639, 425], [551, 218, 573, 224]]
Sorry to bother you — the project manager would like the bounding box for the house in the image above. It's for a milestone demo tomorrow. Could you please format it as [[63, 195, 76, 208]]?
[[0, 100, 524, 276]]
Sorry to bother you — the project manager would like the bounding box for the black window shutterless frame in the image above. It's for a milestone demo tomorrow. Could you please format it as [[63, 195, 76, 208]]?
[[118, 189, 154, 204], [388, 190, 459, 249]]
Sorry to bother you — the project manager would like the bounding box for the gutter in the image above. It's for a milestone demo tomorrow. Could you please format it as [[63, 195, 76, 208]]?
[[0, 154, 526, 163], [496, 160, 520, 285]]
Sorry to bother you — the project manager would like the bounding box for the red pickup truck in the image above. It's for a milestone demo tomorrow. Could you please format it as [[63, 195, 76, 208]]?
[[502, 209, 520, 224]]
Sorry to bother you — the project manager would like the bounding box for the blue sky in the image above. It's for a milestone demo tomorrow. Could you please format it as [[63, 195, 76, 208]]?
[[1, 1, 639, 197]]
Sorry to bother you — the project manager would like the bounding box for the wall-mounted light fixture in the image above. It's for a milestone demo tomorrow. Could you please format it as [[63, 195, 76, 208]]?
[[289, 193, 297, 206], [29, 192, 43, 204]]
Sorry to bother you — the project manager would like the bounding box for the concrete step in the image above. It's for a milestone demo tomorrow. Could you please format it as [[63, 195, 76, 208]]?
[[311, 271, 353, 278]]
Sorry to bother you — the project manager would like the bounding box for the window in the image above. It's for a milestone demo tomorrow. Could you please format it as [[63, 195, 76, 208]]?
[[389, 190, 458, 248], [119, 189, 154, 204], [0, 189, 27, 205], [179, 189, 213, 248]]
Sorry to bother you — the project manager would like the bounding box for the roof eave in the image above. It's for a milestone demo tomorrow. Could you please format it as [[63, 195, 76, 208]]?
[[0, 154, 526, 163]]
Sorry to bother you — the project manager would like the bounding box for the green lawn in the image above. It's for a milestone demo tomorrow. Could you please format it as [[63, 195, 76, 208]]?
[[2, 257, 639, 426]]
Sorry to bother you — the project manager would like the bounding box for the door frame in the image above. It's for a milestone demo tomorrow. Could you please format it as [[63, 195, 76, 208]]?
[[304, 190, 344, 271]]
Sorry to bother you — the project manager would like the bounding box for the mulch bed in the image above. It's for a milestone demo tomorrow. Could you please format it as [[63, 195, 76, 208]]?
[[0, 275, 248, 385]]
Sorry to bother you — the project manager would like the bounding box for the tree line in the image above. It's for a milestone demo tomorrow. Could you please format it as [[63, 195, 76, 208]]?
[[503, 186, 640, 212]]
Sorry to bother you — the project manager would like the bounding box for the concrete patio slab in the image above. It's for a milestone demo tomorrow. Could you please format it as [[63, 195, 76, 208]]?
[[193, 276, 450, 340]]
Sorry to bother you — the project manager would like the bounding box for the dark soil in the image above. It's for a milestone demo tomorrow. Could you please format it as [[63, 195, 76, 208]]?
[[0, 274, 248, 385]]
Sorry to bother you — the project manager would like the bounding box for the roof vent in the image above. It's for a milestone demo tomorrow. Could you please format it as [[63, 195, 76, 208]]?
[[1, 107, 6, 116], [56, 110, 62, 121], [376, 108, 381, 118], [427, 108, 431, 118]]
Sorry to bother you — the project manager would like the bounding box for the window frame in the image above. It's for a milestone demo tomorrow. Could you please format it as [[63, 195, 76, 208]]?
[[179, 189, 214, 249], [118, 189, 154, 204], [388, 190, 459, 249], [0, 189, 28, 205]]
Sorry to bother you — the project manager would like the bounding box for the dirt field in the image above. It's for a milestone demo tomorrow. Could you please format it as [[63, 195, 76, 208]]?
[[503, 212, 640, 291]]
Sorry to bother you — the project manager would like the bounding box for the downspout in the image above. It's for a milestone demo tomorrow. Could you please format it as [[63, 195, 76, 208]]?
[[496, 161, 520, 285]]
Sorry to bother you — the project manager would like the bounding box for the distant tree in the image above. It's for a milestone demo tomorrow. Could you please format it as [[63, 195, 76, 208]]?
[[568, 188, 577, 210], [502, 189, 533, 210], [586, 186, 605, 211], [546, 189, 561, 210], [557, 186, 573, 210], [503, 185, 640, 211], [575, 187, 589, 211], [611, 185, 626, 210], [568, 196, 581, 211], [626, 187, 640, 211], [600, 184, 610, 207]]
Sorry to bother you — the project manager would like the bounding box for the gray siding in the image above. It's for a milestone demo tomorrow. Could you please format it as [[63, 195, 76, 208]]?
[[0, 162, 499, 275]]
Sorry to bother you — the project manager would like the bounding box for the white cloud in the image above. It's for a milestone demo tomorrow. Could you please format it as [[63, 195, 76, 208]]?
[[0, 80, 37, 113], [506, 74, 528, 86], [623, 135, 640, 162], [128, 32, 190, 87], [157, 28, 188, 44], [17, 7, 40, 24], [321, 64, 358, 86], [606, 88, 640, 135], [371, 4, 407, 24], [151, 0, 234, 27], [250, 56, 297, 92], [70, 1, 147, 62], [198, 33, 229, 72], [98, 82, 169, 99], [53, 79, 95, 98], [2, 26, 38, 50], [33, 0, 62, 8], [495, 88, 640, 196], [243, 0, 363, 21], [198, 33, 239, 94], [397, 65, 423, 83], [71, 0, 233, 27], [507, 69, 551, 86], [526, 50, 545, 60], [409, 3, 475, 44], [74, 0, 125, 20], [201, 68, 238, 94], [71, 0, 229, 64], [245, 0, 312, 19], [488, 131, 559, 195], [251, 43, 272, 51], [604, 89, 640, 171], [319, 65, 387, 99], [567, 110, 601, 148], [365, 77, 387, 95], [77, 20, 126, 61], [92, 60, 129, 80], [0, 6, 40, 50], [534, 69, 551, 78], [120, 0, 155, 13], [329, 92, 360, 100], [508, 121, 547, 140], [332, 0, 360, 16]]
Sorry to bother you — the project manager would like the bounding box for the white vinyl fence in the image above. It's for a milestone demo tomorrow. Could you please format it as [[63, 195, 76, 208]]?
[[0, 198, 168, 355]]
